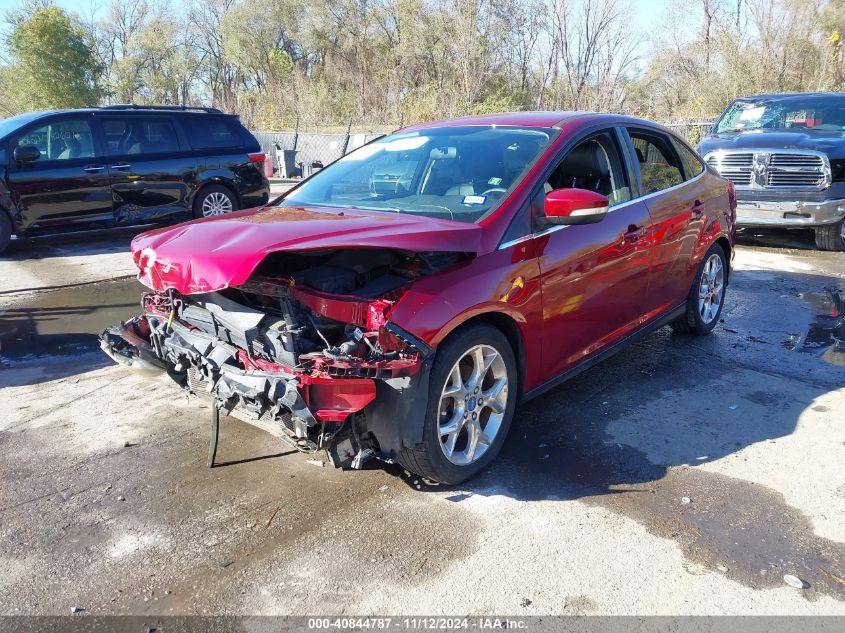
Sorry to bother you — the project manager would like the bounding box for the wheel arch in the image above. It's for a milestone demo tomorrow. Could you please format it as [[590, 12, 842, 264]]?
[[193, 178, 242, 209], [715, 235, 732, 282]]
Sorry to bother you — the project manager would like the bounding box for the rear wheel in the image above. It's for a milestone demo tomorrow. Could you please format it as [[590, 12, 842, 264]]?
[[0, 212, 11, 254], [670, 243, 727, 336], [193, 184, 237, 219], [399, 324, 517, 485], [814, 219, 845, 251]]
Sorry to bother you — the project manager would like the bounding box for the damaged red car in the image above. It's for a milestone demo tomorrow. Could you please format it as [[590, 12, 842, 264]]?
[[101, 112, 736, 484]]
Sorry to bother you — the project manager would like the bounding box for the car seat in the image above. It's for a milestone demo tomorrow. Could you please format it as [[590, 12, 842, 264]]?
[[551, 140, 612, 195]]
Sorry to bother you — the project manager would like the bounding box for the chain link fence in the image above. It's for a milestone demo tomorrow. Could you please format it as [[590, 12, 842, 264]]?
[[253, 131, 385, 178], [664, 121, 714, 145], [252, 120, 716, 178]]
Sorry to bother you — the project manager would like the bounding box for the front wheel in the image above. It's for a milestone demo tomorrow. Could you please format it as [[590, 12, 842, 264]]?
[[399, 324, 517, 485], [670, 243, 727, 336], [814, 219, 845, 251]]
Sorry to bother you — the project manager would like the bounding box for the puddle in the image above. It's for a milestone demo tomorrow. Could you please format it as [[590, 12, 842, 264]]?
[[0, 278, 143, 361], [783, 288, 845, 366]]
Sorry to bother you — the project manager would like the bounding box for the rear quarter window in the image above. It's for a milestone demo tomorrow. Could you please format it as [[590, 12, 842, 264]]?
[[183, 115, 245, 151], [670, 137, 705, 181]]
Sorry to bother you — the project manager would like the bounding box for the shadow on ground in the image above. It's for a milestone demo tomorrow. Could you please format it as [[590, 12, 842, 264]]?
[[385, 267, 845, 600]]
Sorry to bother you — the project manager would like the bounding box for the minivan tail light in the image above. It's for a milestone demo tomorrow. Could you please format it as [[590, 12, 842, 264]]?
[[248, 152, 266, 163]]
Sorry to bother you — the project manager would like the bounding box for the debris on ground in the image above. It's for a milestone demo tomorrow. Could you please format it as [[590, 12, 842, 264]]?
[[783, 574, 807, 589], [266, 508, 280, 528], [116, 495, 125, 501], [71, 607, 85, 614], [305, 459, 324, 467], [681, 497, 691, 504]]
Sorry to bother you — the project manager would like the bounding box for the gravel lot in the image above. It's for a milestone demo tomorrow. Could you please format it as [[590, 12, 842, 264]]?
[[0, 226, 843, 616]]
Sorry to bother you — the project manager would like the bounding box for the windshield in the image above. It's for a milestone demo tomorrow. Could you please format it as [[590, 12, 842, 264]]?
[[279, 126, 553, 223], [715, 95, 845, 133]]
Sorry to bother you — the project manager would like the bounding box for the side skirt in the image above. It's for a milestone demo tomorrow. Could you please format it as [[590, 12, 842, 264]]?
[[522, 304, 687, 402]]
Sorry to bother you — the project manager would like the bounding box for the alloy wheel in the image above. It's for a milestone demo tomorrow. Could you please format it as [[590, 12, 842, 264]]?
[[201, 191, 233, 217], [698, 253, 725, 324], [437, 344, 509, 466]]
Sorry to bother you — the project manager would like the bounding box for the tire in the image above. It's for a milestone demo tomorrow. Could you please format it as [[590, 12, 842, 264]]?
[[0, 212, 11, 255], [670, 243, 727, 336], [399, 323, 518, 485], [192, 184, 238, 219], [814, 219, 845, 251]]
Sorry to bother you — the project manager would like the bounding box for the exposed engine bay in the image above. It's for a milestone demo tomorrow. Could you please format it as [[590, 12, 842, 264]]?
[[101, 248, 465, 466]]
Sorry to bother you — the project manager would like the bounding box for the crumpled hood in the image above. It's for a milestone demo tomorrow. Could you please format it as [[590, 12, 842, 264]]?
[[132, 205, 482, 294]]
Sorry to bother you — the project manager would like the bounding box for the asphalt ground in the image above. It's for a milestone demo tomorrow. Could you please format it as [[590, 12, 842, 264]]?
[[0, 225, 843, 615]]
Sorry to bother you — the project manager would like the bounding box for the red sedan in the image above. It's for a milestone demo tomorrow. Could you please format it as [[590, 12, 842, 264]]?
[[101, 112, 736, 484]]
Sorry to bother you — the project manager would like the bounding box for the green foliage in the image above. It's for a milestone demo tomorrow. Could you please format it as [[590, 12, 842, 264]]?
[[6, 5, 102, 111]]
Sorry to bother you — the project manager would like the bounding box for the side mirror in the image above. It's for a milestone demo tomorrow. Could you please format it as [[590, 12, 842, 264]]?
[[544, 188, 609, 225], [13, 145, 41, 163]]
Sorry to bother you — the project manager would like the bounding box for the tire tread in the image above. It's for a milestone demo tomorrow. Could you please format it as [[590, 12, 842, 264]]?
[[815, 220, 845, 251]]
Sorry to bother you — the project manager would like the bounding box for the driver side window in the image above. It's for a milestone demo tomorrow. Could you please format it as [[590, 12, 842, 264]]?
[[544, 131, 631, 207], [15, 118, 95, 162]]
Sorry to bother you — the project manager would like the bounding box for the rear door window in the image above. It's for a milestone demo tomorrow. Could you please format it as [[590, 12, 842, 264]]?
[[183, 116, 244, 150], [99, 117, 180, 156], [15, 118, 95, 161], [626, 129, 684, 195]]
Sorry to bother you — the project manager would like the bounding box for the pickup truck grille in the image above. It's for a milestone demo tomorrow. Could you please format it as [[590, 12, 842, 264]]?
[[766, 153, 826, 187], [705, 153, 753, 186], [705, 150, 829, 190]]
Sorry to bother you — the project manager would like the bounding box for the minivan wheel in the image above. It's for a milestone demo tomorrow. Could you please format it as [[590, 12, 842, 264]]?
[[670, 243, 727, 336], [0, 212, 12, 254], [399, 324, 517, 485], [193, 185, 237, 219], [814, 219, 845, 251]]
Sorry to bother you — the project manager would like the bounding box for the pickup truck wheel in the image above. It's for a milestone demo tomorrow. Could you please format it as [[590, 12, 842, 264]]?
[[193, 184, 237, 219], [814, 219, 845, 251], [399, 324, 517, 485], [0, 212, 11, 254], [670, 243, 727, 336]]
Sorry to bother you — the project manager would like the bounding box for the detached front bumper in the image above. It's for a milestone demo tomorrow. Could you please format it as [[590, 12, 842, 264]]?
[[736, 198, 845, 228]]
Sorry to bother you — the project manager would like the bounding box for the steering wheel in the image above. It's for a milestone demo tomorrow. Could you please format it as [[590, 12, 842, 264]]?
[[481, 187, 507, 197]]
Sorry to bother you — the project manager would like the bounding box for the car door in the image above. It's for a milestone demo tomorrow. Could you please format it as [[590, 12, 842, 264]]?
[[5, 114, 112, 231], [623, 127, 709, 314], [536, 128, 654, 379], [95, 114, 193, 223]]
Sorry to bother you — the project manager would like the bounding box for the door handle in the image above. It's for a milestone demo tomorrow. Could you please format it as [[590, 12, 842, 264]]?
[[692, 200, 705, 216], [623, 224, 645, 243], [110, 163, 131, 170], [83, 165, 105, 173]]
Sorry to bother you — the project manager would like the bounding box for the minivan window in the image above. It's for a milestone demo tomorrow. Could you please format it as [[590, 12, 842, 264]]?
[[15, 118, 95, 161], [627, 130, 683, 195], [184, 116, 243, 150], [100, 117, 180, 155]]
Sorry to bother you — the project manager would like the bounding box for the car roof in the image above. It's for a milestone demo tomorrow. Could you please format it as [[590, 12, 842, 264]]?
[[13, 106, 228, 121], [400, 111, 668, 131], [733, 92, 845, 101]]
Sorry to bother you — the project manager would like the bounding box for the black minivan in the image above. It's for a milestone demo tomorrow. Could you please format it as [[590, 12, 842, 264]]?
[[0, 105, 270, 253]]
